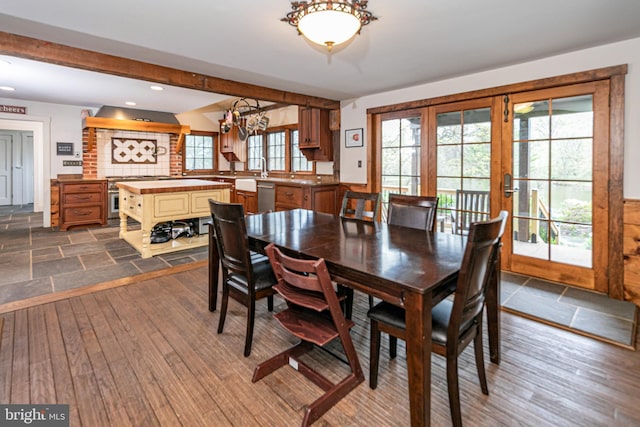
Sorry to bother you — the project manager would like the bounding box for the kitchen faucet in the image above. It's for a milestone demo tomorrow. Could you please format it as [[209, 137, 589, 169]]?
[[260, 157, 268, 178]]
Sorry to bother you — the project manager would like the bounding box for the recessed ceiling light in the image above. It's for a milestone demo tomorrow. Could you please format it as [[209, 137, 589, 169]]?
[[0, 86, 15, 91], [125, 101, 137, 106], [150, 85, 164, 91]]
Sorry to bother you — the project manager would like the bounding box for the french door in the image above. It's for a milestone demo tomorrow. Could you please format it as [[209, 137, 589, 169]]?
[[378, 82, 611, 292], [501, 81, 610, 291]]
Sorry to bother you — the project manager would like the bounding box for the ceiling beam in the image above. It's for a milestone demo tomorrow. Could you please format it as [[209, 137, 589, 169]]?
[[0, 31, 340, 110]]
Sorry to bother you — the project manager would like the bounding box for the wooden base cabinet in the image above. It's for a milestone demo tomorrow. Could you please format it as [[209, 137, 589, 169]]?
[[275, 183, 338, 215], [59, 180, 107, 231], [236, 190, 258, 214]]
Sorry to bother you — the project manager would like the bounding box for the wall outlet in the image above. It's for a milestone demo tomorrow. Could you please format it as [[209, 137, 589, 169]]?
[[358, 160, 362, 168]]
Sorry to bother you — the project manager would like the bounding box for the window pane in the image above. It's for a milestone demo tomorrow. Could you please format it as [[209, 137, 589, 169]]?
[[514, 100, 550, 140], [513, 141, 549, 180], [551, 95, 593, 139], [437, 112, 461, 145], [463, 108, 491, 143], [551, 139, 592, 181], [183, 133, 214, 171], [247, 134, 263, 170], [462, 143, 490, 178], [382, 119, 400, 147], [437, 145, 461, 176]]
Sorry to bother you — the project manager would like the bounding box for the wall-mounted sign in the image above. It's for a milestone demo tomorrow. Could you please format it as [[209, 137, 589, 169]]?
[[63, 160, 83, 167], [0, 104, 27, 114], [56, 142, 74, 156]]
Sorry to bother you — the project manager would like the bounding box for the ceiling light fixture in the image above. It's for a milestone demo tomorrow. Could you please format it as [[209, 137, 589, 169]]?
[[282, 0, 378, 51], [125, 101, 137, 106], [150, 85, 164, 91], [0, 86, 15, 92]]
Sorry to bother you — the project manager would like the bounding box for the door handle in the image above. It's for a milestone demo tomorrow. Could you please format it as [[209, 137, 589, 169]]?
[[504, 173, 519, 198]]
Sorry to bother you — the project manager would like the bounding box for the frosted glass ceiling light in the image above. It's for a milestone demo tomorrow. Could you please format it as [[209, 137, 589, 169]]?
[[283, 1, 378, 51]]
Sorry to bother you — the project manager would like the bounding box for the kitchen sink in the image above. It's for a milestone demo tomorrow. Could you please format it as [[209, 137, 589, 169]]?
[[235, 178, 257, 192]]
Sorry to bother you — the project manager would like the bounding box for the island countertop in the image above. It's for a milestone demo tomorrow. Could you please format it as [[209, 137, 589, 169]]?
[[116, 179, 232, 195]]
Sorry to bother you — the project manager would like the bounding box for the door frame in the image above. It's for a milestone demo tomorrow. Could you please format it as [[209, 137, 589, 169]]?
[[0, 117, 50, 225]]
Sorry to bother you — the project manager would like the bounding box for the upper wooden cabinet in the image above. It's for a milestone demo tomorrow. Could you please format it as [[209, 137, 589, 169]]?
[[219, 121, 246, 162], [298, 106, 333, 161]]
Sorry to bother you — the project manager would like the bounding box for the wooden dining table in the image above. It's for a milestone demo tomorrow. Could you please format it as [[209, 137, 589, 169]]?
[[208, 208, 502, 427]]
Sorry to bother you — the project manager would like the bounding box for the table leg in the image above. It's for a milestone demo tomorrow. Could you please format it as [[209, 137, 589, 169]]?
[[208, 224, 220, 312], [404, 291, 432, 427], [486, 250, 501, 364]]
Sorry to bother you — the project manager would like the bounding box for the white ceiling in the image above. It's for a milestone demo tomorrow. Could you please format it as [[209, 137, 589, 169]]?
[[1, 0, 640, 115]]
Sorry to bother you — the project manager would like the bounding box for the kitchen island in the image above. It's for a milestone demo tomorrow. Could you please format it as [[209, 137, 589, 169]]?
[[117, 179, 231, 258]]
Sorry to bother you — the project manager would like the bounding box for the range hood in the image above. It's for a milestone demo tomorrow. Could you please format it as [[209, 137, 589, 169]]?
[[94, 106, 180, 124], [83, 106, 190, 151]]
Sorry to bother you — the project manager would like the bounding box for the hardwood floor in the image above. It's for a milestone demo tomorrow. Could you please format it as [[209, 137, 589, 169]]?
[[1, 266, 639, 426]]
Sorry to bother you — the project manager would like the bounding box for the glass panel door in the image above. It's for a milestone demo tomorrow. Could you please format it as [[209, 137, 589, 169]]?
[[511, 95, 593, 267], [503, 81, 610, 290]]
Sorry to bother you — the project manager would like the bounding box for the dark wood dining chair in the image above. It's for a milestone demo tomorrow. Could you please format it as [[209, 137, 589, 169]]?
[[451, 189, 490, 235], [365, 193, 442, 309], [253, 243, 364, 427], [367, 210, 508, 427], [209, 199, 277, 357], [337, 190, 382, 318], [340, 190, 381, 222], [387, 194, 439, 232]]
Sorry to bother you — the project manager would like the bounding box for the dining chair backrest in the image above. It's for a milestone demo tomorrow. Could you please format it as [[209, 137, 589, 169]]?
[[340, 191, 381, 222], [452, 189, 490, 234], [387, 194, 439, 232], [449, 210, 507, 344], [208, 200, 252, 282]]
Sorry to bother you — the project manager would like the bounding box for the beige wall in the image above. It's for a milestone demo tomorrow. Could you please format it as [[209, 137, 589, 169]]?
[[340, 37, 640, 199]]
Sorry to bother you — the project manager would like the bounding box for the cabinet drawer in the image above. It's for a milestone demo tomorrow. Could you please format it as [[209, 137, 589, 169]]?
[[276, 186, 304, 206], [62, 192, 103, 204], [63, 183, 104, 193], [62, 206, 103, 222], [123, 193, 143, 217]]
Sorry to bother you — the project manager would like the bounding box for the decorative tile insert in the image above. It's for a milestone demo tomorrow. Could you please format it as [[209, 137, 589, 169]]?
[[112, 137, 158, 164]]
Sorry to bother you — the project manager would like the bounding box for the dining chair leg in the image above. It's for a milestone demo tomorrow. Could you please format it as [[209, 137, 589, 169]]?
[[369, 320, 381, 389], [389, 336, 398, 359], [267, 295, 274, 312], [217, 284, 229, 334], [446, 355, 463, 427], [474, 321, 489, 395], [337, 285, 353, 319], [244, 299, 256, 357]]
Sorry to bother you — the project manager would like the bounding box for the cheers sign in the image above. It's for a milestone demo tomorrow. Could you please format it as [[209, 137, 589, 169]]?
[[0, 104, 27, 114]]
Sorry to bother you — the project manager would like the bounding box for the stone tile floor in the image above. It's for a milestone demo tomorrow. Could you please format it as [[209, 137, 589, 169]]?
[[501, 271, 637, 349], [1, 204, 637, 348], [0, 204, 207, 305]]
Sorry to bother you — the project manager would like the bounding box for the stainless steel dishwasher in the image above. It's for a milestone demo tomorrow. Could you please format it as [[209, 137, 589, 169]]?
[[257, 182, 275, 213]]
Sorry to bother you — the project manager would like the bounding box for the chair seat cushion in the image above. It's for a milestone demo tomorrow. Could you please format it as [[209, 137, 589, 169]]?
[[228, 254, 276, 292], [368, 299, 475, 345], [367, 302, 405, 329]]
